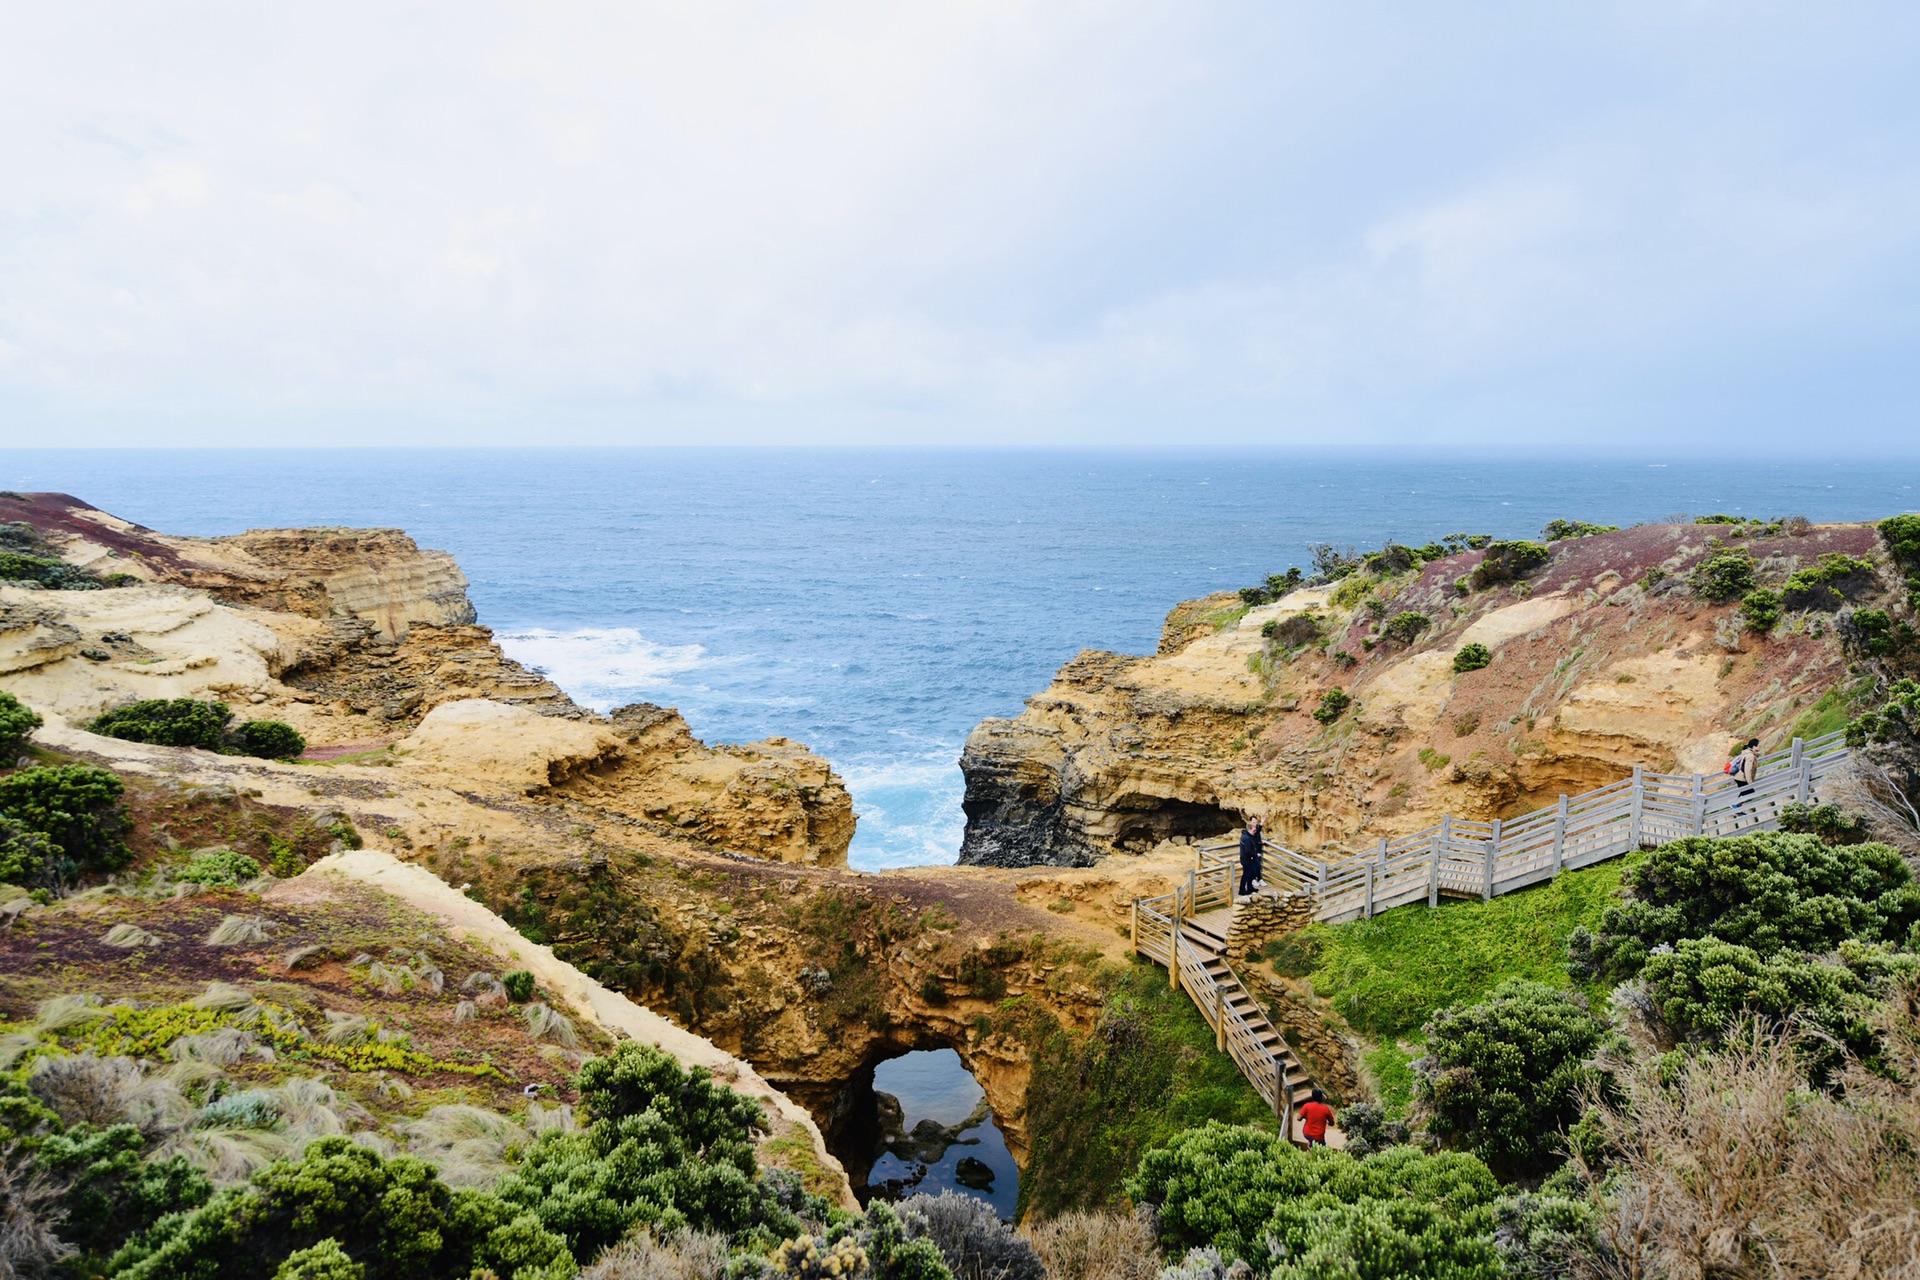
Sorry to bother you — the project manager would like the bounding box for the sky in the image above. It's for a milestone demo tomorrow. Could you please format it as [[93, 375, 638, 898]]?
[[2, 3, 1918, 451]]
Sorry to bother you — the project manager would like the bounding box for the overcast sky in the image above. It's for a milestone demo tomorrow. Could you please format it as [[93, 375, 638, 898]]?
[[2, 4, 1917, 450]]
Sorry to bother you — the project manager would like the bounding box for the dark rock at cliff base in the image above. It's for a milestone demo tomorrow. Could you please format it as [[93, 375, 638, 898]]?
[[957, 717, 1100, 868]]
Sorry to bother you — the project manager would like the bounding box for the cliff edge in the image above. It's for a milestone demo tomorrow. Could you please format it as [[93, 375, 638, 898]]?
[[960, 518, 1903, 866]]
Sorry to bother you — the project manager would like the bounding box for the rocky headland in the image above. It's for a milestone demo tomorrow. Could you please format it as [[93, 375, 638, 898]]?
[[959, 518, 1898, 867]]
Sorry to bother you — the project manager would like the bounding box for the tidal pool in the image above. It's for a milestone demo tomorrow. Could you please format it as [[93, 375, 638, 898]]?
[[845, 1048, 1019, 1220]]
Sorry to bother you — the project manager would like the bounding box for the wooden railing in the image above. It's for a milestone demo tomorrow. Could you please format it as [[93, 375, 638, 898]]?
[[1131, 867, 1309, 1135], [1131, 731, 1850, 1133], [1185, 730, 1850, 924]]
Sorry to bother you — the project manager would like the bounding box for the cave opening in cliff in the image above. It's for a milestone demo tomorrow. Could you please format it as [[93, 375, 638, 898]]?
[[824, 1047, 1019, 1221], [1113, 798, 1242, 852]]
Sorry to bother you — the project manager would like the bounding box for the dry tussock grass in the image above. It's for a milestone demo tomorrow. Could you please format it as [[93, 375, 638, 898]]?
[[1578, 982, 1920, 1280], [1023, 1209, 1161, 1280]]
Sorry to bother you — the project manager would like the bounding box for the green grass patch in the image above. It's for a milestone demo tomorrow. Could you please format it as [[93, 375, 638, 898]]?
[[1790, 677, 1874, 742], [1019, 958, 1274, 1218], [1364, 1041, 1418, 1118], [1297, 855, 1636, 1040]]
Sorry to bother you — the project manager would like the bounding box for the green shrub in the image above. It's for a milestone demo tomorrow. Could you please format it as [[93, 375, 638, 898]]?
[[1237, 586, 1270, 606], [1451, 643, 1491, 674], [1313, 688, 1352, 725], [0, 689, 42, 758], [1469, 541, 1550, 590], [1416, 980, 1616, 1180], [1840, 607, 1914, 658], [0, 550, 108, 590], [1777, 802, 1870, 846], [1690, 552, 1755, 602], [495, 1041, 810, 1258], [31, 1122, 212, 1265], [1127, 1123, 1509, 1278], [0, 764, 132, 881], [1572, 832, 1920, 983], [0, 815, 58, 885], [1780, 553, 1875, 610], [1880, 513, 1920, 607], [502, 969, 536, 1002], [1637, 936, 1880, 1081], [1847, 677, 1920, 748], [1740, 589, 1781, 631], [1382, 611, 1431, 645], [108, 1136, 576, 1280], [1541, 520, 1617, 542], [273, 1240, 364, 1280], [234, 720, 306, 761], [175, 847, 266, 887], [1265, 568, 1304, 598], [90, 698, 233, 751]]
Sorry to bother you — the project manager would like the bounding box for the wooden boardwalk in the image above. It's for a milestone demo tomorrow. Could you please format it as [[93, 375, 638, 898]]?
[[1131, 731, 1852, 1132]]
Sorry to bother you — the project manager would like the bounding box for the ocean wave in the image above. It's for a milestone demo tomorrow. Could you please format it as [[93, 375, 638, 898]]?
[[842, 758, 967, 870], [497, 627, 711, 711]]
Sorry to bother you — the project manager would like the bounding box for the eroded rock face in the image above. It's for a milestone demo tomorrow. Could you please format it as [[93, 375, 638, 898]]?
[[0, 494, 857, 869], [961, 521, 1893, 866]]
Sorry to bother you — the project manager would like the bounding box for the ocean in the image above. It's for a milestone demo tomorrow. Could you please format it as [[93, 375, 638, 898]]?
[[4, 449, 1914, 870]]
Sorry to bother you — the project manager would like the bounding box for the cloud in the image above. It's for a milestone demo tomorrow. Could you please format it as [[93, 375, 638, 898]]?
[[0, 3, 1916, 448]]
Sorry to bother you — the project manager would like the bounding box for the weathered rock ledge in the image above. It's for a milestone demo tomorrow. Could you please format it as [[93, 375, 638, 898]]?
[[961, 520, 1897, 867]]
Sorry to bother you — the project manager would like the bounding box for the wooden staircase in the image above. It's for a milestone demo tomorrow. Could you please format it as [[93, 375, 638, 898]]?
[[1132, 867, 1321, 1142]]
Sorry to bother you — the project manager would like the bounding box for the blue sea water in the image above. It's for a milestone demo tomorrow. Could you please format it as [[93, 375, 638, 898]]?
[[4, 449, 1915, 870]]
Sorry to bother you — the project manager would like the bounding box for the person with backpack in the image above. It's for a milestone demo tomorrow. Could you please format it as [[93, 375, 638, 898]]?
[[1298, 1088, 1335, 1148], [1729, 737, 1761, 816], [1237, 815, 1264, 902]]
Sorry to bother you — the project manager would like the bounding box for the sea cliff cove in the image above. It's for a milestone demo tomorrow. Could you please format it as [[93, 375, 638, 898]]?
[[5, 6, 1920, 1274], [4, 473, 1920, 1278]]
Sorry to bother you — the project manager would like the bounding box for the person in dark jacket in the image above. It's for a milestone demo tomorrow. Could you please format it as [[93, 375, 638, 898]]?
[[1237, 816, 1264, 901]]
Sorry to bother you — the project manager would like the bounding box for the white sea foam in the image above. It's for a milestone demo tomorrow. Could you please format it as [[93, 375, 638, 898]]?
[[842, 757, 966, 870], [496, 628, 710, 711]]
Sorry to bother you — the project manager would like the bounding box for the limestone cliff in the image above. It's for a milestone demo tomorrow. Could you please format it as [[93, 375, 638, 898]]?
[[0, 493, 855, 869], [960, 520, 1900, 866]]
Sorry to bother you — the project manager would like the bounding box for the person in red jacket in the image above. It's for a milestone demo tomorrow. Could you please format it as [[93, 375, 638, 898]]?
[[1298, 1088, 1335, 1148]]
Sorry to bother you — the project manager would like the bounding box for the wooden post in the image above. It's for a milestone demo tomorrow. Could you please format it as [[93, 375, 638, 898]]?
[[1315, 862, 1326, 899], [1483, 819, 1500, 901], [1130, 900, 1139, 953], [1215, 984, 1226, 1051], [1793, 736, 1810, 804], [1552, 795, 1568, 875], [1273, 1053, 1287, 1122], [1365, 863, 1375, 919], [1692, 773, 1705, 835], [1169, 928, 1181, 992], [1377, 836, 1388, 869], [1629, 766, 1645, 849], [1429, 816, 1448, 907]]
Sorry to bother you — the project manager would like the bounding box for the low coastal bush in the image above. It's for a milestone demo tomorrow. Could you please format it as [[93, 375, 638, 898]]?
[[1382, 611, 1430, 645], [1468, 541, 1550, 590], [1569, 831, 1920, 985], [1780, 553, 1875, 610], [0, 689, 42, 757], [1451, 642, 1491, 673], [1689, 551, 1755, 602], [1840, 607, 1915, 658], [1312, 689, 1351, 725], [1777, 801, 1870, 845], [1881, 513, 1920, 606], [175, 847, 267, 887], [1740, 588, 1781, 631], [0, 763, 133, 883], [234, 719, 307, 761], [88, 699, 308, 760], [1127, 1123, 1512, 1279], [91, 698, 233, 751], [1415, 979, 1616, 1180], [0, 549, 125, 590], [1541, 520, 1617, 542], [502, 969, 537, 1002]]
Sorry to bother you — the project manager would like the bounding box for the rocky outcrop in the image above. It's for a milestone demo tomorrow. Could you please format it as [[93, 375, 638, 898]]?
[[0, 495, 857, 869], [962, 521, 1899, 866]]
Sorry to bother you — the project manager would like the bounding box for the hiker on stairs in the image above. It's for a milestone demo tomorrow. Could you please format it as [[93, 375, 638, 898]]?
[[1298, 1089, 1335, 1148], [1237, 815, 1263, 903], [1730, 737, 1761, 819]]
